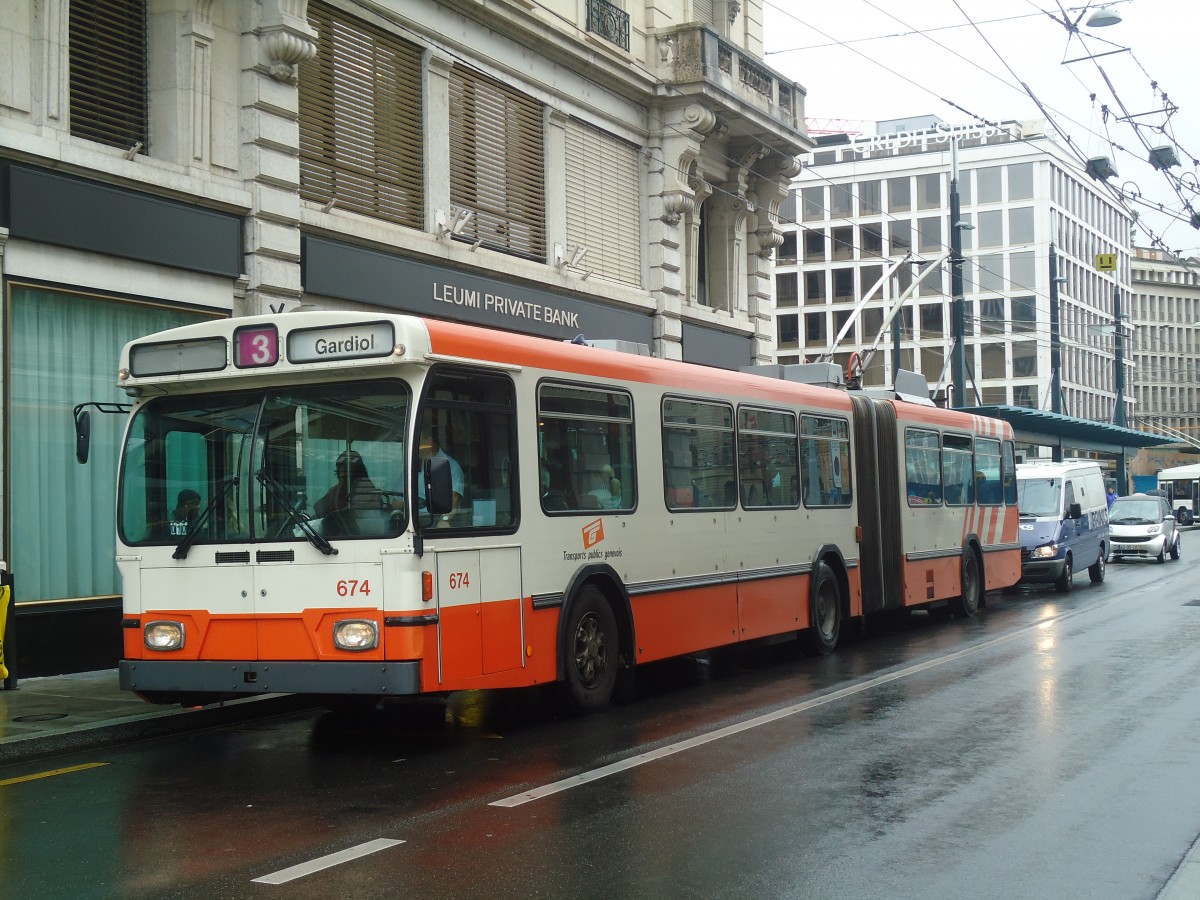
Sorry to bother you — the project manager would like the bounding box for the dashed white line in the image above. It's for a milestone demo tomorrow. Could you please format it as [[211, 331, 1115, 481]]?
[[252, 838, 405, 885]]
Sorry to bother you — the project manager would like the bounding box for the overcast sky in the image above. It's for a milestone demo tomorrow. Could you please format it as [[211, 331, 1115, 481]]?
[[762, 0, 1199, 255]]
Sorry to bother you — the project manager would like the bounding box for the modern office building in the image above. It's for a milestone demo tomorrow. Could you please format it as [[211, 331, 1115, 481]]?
[[1129, 246, 1200, 448], [0, 0, 809, 676], [773, 117, 1134, 424]]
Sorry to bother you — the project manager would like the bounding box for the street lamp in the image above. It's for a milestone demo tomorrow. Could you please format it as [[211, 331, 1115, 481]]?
[[1085, 4, 1122, 27]]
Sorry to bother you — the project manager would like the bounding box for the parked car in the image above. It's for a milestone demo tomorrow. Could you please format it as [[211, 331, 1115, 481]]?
[[1108, 493, 1181, 563]]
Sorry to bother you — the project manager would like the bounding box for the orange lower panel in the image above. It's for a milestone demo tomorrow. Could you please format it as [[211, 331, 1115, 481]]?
[[127, 609, 387, 661], [630, 583, 739, 664], [903, 557, 963, 606], [737, 575, 808, 640], [983, 549, 1021, 591]]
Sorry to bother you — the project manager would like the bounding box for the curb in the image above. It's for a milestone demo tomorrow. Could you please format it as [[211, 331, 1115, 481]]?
[[0, 694, 315, 765]]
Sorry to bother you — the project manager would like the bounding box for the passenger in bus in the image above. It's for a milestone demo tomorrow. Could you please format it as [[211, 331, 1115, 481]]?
[[418, 426, 464, 526], [315, 450, 382, 534], [586, 464, 622, 509], [170, 489, 202, 536]]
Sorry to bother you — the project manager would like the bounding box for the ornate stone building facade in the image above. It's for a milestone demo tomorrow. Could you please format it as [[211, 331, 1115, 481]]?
[[0, 0, 809, 674]]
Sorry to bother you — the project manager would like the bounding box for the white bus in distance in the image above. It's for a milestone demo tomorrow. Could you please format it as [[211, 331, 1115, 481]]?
[[1151, 461, 1200, 526], [93, 311, 1021, 712]]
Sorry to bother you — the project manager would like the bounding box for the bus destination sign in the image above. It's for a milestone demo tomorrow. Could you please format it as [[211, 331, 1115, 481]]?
[[288, 322, 395, 364]]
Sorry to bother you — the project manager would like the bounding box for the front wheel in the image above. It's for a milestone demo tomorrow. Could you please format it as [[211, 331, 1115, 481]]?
[[951, 549, 982, 617], [802, 561, 842, 655], [1054, 554, 1073, 594], [563, 585, 619, 713], [1088, 548, 1106, 583], [1170, 536, 1181, 561]]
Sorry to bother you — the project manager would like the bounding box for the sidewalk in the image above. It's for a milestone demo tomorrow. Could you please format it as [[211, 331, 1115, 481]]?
[[0, 670, 310, 765]]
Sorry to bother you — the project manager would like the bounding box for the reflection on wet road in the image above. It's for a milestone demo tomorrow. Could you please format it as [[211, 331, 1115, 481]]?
[[4, 558, 1200, 898]]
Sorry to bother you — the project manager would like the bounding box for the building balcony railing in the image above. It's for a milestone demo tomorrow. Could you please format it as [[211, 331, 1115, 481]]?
[[656, 25, 805, 136], [586, 0, 630, 52]]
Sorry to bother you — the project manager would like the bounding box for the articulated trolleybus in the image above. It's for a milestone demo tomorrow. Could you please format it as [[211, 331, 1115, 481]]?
[[107, 311, 1020, 711]]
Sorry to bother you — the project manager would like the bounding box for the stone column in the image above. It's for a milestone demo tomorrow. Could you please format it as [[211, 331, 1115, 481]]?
[[748, 152, 802, 363], [236, 0, 317, 317], [647, 102, 717, 360], [149, 1, 215, 168]]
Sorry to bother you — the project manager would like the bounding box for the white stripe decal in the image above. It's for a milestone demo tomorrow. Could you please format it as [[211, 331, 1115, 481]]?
[[252, 839, 405, 885]]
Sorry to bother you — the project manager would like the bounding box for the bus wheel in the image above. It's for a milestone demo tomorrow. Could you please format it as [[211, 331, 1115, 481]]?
[[1054, 554, 1073, 593], [802, 562, 841, 655], [951, 550, 982, 618], [563, 585, 619, 713]]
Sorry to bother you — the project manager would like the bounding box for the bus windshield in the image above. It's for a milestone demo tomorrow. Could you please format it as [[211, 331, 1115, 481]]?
[[1017, 477, 1061, 518], [119, 381, 409, 547]]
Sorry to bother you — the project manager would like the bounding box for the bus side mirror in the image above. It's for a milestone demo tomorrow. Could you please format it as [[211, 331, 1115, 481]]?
[[1068, 502, 1082, 520], [424, 455, 454, 517], [75, 409, 92, 464]]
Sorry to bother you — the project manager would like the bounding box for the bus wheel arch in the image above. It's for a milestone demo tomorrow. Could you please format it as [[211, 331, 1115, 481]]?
[[803, 548, 849, 655], [556, 566, 634, 712]]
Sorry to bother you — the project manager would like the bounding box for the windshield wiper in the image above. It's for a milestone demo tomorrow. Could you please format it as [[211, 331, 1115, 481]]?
[[172, 477, 239, 560], [256, 471, 337, 556]]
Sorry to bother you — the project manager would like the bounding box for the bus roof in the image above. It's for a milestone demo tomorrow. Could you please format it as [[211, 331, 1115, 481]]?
[[117, 310, 1010, 437]]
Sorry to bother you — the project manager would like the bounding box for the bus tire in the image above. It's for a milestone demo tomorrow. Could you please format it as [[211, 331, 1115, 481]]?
[[802, 561, 842, 655], [1088, 547, 1106, 583], [562, 584, 619, 713], [951, 548, 982, 618], [1054, 554, 1073, 593]]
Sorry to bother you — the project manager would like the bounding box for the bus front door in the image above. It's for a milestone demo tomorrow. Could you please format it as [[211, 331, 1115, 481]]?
[[434, 546, 523, 683]]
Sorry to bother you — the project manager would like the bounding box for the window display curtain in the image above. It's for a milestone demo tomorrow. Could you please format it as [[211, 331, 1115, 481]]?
[[9, 286, 212, 603]]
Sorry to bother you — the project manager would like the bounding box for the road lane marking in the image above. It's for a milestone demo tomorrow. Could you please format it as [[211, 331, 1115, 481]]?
[[491, 612, 1067, 808], [0, 762, 109, 787], [251, 838, 404, 885]]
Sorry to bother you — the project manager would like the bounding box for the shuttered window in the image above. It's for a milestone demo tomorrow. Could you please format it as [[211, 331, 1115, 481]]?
[[565, 120, 642, 286], [299, 2, 424, 228], [449, 66, 546, 261], [69, 0, 148, 153]]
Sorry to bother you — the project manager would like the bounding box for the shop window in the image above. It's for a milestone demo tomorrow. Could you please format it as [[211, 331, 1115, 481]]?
[[9, 286, 214, 604]]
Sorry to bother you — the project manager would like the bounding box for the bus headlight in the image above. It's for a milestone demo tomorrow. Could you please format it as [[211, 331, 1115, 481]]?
[[1030, 544, 1059, 559], [333, 619, 378, 651], [144, 621, 185, 651]]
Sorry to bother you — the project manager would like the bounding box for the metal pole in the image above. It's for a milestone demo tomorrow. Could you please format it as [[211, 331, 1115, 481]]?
[[950, 142, 967, 408], [1113, 275, 1126, 427], [1049, 243, 1062, 415], [891, 275, 902, 378]]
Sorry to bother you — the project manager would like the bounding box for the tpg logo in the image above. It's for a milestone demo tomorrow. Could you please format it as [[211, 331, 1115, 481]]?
[[582, 518, 604, 549]]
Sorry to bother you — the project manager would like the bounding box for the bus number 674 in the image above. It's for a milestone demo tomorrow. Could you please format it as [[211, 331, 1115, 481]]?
[[336, 579, 370, 597], [448, 572, 470, 590]]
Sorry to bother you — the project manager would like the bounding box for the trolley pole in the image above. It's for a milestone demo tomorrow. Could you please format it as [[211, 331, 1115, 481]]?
[[1049, 243, 1063, 415], [1113, 276, 1126, 427], [949, 142, 967, 408]]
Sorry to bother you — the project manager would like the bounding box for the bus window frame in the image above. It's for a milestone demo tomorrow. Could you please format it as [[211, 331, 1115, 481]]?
[[414, 365, 520, 534], [905, 427, 943, 507], [799, 413, 852, 509], [661, 395, 737, 513], [738, 405, 800, 510], [536, 378, 637, 516]]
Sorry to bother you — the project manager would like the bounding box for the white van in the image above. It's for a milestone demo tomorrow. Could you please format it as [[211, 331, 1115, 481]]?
[[1015, 461, 1110, 592]]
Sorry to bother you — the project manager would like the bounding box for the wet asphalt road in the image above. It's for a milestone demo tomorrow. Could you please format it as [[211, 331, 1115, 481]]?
[[3, 554, 1200, 899]]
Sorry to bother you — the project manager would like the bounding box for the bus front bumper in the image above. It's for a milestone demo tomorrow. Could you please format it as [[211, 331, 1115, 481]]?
[[119, 659, 422, 697]]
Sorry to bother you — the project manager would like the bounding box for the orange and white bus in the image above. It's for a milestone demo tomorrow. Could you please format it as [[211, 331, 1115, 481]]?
[[93, 310, 1020, 711]]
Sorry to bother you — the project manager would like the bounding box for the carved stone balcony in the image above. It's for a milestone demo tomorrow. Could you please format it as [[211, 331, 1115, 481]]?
[[655, 25, 806, 147]]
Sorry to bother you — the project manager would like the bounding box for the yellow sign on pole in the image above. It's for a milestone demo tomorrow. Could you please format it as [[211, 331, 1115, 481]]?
[[0, 584, 9, 680], [1095, 253, 1117, 271]]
